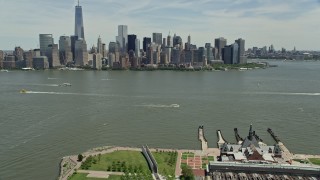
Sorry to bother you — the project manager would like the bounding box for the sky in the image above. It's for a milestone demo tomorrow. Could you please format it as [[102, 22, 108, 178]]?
[[0, 0, 320, 51]]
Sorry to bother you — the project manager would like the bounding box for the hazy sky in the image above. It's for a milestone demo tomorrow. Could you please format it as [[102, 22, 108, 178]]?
[[0, 0, 320, 50]]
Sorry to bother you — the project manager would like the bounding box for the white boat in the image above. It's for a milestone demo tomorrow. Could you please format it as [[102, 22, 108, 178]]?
[[59, 83, 72, 87], [0, 69, 9, 72], [21, 67, 34, 71]]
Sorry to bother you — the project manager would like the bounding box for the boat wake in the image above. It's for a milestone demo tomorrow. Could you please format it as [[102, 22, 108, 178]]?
[[135, 104, 180, 108], [250, 92, 320, 96], [101, 78, 113, 81], [30, 83, 60, 87], [48, 77, 59, 80]]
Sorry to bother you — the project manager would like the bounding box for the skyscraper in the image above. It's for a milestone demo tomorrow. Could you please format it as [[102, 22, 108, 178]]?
[[235, 38, 246, 64], [215, 37, 227, 60], [75, 0, 85, 39], [39, 34, 53, 56], [116, 25, 128, 52], [152, 33, 162, 45], [97, 36, 103, 54], [59, 36, 73, 65], [135, 39, 140, 57], [74, 39, 88, 66], [143, 37, 151, 52], [127, 34, 137, 52], [47, 44, 61, 68]]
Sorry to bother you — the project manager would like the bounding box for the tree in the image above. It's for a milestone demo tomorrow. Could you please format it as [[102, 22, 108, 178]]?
[[180, 165, 194, 180], [77, 154, 83, 162]]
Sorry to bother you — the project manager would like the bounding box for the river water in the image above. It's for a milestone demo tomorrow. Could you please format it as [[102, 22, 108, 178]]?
[[0, 60, 320, 180]]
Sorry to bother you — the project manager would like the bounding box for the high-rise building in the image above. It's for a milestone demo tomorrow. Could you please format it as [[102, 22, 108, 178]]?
[[135, 39, 140, 57], [116, 25, 128, 52], [97, 36, 103, 54], [0, 50, 4, 68], [173, 35, 182, 48], [143, 37, 151, 52], [39, 34, 53, 56], [222, 43, 239, 64], [167, 34, 172, 47], [47, 44, 61, 68], [235, 38, 246, 64], [215, 37, 227, 60], [75, 0, 85, 39], [33, 56, 49, 69], [152, 33, 162, 45], [93, 53, 102, 70], [23, 50, 34, 68], [74, 39, 88, 66], [14, 47, 24, 61], [127, 34, 137, 52], [59, 36, 73, 65]]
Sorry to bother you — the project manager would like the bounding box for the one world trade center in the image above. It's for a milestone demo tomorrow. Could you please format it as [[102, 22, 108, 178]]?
[[75, 0, 85, 39]]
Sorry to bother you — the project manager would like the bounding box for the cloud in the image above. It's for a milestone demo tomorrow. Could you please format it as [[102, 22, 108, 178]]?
[[0, 0, 319, 50]]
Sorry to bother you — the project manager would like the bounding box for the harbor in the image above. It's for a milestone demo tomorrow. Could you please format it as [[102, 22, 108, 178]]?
[[58, 125, 320, 180]]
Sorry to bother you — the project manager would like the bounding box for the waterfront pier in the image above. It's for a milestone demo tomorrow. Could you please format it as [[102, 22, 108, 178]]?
[[267, 128, 293, 161], [217, 130, 227, 148], [234, 128, 243, 144], [198, 126, 208, 151]]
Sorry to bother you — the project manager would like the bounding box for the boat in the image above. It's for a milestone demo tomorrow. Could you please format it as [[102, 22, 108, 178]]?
[[20, 89, 27, 93], [21, 67, 34, 71], [59, 83, 72, 87], [0, 69, 9, 72]]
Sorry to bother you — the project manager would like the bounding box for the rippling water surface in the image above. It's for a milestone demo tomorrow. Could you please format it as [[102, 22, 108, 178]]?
[[0, 60, 320, 179]]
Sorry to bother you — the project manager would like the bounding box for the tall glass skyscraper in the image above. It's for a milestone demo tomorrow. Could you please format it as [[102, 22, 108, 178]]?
[[75, 1, 85, 40]]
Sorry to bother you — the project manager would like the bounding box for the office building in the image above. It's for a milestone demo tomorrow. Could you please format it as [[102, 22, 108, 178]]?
[[0, 50, 4, 68], [143, 37, 151, 52], [173, 35, 182, 48], [47, 44, 61, 68], [128, 34, 137, 52], [3, 55, 16, 69], [75, 1, 85, 39], [152, 33, 162, 45], [116, 25, 128, 52], [59, 36, 73, 65], [39, 34, 54, 56], [97, 36, 103, 54], [14, 47, 24, 61], [93, 53, 102, 70], [222, 43, 239, 64], [235, 38, 246, 64], [167, 34, 172, 47], [33, 56, 49, 69], [23, 50, 34, 68], [135, 39, 140, 57], [74, 39, 88, 66], [215, 37, 227, 60]]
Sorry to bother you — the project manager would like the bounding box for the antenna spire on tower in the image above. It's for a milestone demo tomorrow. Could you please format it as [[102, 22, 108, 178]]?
[[78, 0, 80, 6]]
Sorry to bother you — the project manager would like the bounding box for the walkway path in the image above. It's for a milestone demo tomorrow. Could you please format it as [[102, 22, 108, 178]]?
[[77, 170, 124, 178], [175, 150, 182, 178]]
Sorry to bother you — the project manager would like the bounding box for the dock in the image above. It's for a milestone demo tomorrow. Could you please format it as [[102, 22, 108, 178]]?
[[217, 130, 227, 148], [267, 128, 280, 143], [198, 126, 208, 151], [267, 128, 293, 161], [234, 128, 243, 144]]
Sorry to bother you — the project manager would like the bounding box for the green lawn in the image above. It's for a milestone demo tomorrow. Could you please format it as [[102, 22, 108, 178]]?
[[152, 151, 177, 179], [208, 156, 214, 161], [68, 173, 108, 180], [309, 158, 320, 165], [107, 175, 122, 180], [80, 151, 150, 173]]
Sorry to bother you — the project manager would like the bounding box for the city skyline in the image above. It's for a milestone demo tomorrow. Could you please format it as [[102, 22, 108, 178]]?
[[0, 0, 320, 50]]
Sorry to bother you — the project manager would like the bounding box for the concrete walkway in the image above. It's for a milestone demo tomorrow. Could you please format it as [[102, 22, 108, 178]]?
[[77, 170, 124, 178], [175, 150, 182, 178]]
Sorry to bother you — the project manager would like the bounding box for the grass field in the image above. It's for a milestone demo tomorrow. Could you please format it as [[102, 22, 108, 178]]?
[[309, 158, 320, 165], [152, 151, 177, 179], [81, 151, 150, 173], [68, 173, 108, 180]]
